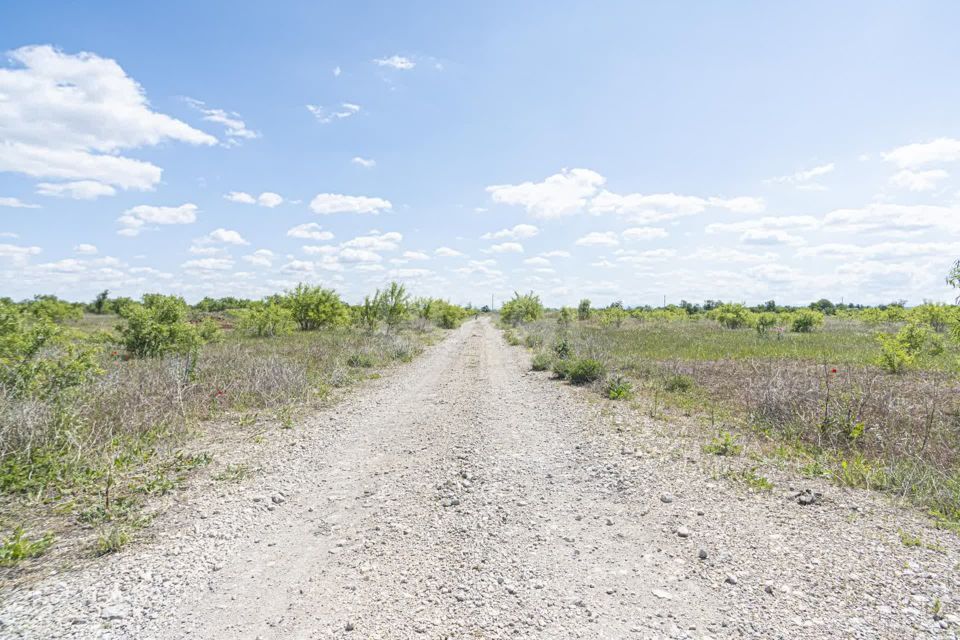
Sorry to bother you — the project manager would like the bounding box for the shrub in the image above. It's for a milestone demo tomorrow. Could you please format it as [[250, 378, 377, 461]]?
[[606, 374, 633, 400], [377, 282, 410, 330], [552, 358, 573, 380], [712, 304, 753, 329], [531, 352, 552, 371], [0, 526, 54, 565], [754, 312, 777, 335], [790, 309, 824, 333], [0, 303, 101, 400], [235, 302, 295, 337], [117, 295, 206, 358], [553, 336, 572, 359], [598, 306, 628, 328], [568, 358, 605, 385], [500, 292, 544, 326], [25, 295, 83, 324], [282, 284, 349, 331], [704, 431, 742, 456], [664, 374, 694, 392], [435, 300, 467, 329], [557, 307, 574, 328], [347, 352, 374, 368], [577, 299, 591, 321]]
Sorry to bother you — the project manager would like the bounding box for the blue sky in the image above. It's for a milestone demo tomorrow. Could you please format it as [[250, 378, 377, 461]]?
[[2, 1, 960, 306]]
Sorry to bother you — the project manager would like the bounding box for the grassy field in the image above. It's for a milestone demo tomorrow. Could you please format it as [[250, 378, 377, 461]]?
[[0, 287, 464, 571], [507, 312, 960, 528]]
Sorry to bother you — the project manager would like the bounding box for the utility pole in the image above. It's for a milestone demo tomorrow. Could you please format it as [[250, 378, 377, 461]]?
[[491, 293, 494, 311]]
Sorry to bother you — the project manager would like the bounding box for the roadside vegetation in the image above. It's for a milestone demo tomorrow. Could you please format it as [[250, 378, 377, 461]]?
[[0, 282, 470, 570], [501, 274, 960, 530]]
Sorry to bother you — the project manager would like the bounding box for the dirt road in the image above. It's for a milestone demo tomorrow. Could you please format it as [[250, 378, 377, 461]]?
[[2, 319, 958, 639]]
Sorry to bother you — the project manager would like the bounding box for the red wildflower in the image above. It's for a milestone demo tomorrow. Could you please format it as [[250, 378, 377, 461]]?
[[830, 368, 837, 374]]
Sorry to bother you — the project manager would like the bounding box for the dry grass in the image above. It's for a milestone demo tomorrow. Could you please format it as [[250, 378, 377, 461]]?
[[0, 323, 435, 573], [517, 316, 960, 523]]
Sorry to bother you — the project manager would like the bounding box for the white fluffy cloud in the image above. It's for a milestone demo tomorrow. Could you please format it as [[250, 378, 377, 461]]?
[[882, 138, 960, 168], [224, 191, 284, 207], [0, 196, 39, 208], [306, 103, 360, 124], [36, 180, 116, 200], [487, 168, 605, 219], [287, 223, 334, 241], [351, 157, 376, 168], [488, 168, 763, 221], [0, 243, 42, 265], [205, 228, 248, 245], [0, 45, 216, 193], [402, 251, 429, 260], [889, 169, 948, 192], [488, 242, 524, 253], [342, 231, 402, 251], [117, 203, 198, 236], [310, 193, 392, 215], [373, 55, 415, 70], [575, 231, 619, 247], [74, 243, 97, 255], [481, 224, 539, 240], [435, 247, 463, 257]]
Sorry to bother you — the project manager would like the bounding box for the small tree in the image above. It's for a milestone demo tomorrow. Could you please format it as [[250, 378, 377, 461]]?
[[378, 282, 410, 331], [92, 290, 110, 315], [577, 299, 591, 321], [500, 292, 544, 326], [790, 309, 824, 333], [117, 294, 207, 358], [283, 283, 349, 331], [235, 301, 294, 337]]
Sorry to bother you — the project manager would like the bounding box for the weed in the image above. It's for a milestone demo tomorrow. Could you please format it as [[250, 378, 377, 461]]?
[[664, 374, 694, 392], [215, 463, 252, 482], [568, 359, 605, 385], [704, 431, 742, 456], [95, 526, 129, 556], [729, 468, 774, 491], [605, 375, 633, 400], [531, 352, 552, 371], [0, 527, 54, 565], [347, 352, 375, 368]]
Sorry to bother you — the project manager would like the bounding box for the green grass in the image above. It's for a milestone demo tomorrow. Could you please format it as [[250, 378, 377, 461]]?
[[573, 318, 958, 371], [0, 527, 55, 566]]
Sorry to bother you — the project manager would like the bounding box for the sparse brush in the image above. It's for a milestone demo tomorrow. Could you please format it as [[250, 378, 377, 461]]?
[[704, 431, 742, 456], [531, 352, 552, 371], [95, 526, 129, 556], [0, 527, 55, 566], [664, 374, 694, 392], [568, 358, 605, 385], [605, 375, 633, 400]]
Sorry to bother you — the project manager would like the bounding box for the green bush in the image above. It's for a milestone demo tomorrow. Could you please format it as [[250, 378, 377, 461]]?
[[435, 300, 467, 329], [553, 336, 571, 359], [552, 357, 572, 380], [606, 374, 633, 400], [754, 312, 777, 335], [282, 284, 349, 331], [117, 295, 207, 358], [790, 309, 824, 333], [0, 303, 101, 400], [712, 303, 753, 329], [500, 292, 544, 326], [577, 299, 591, 321], [235, 302, 295, 337], [568, 358, 605, 385], [531, 352, 552, 371], [24, 295, 83, 324], [664, 374, 694, 392]]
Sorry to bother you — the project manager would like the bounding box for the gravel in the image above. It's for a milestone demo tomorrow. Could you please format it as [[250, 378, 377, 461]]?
[[0, 318, 958, 638]]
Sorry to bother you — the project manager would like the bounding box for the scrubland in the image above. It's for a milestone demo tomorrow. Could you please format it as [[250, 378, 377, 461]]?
[[0, 283, 468, 570], [501, 293, 960, 529]]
